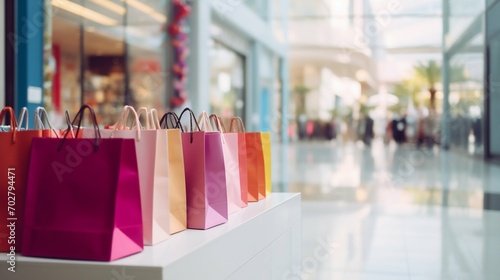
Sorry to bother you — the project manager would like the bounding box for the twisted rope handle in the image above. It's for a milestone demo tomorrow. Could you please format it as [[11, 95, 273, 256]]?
[[209, 114, 227, 133], [160, 112, 184, 132], [111, 106, 142, 141], [229, 117, 246, 133], [17, 107, 28, 130], [150, 108, 161, 129], [176, 108, 201, 143], [59, 105, 101, 151], [34, 107, 60, 138], [0, 107, 17, 143], [197, 111, 214, 132]]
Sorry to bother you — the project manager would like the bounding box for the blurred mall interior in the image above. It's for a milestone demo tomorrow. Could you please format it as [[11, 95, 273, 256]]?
[[2, 0, 500, 279]]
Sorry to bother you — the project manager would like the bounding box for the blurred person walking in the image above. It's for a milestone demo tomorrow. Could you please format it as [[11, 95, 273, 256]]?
[[363, 115, 374, 146], [306, 120, 315, 140], [417, 109, 438, 149], [325, 119, 336, 141], [391, 113, 407, 144]]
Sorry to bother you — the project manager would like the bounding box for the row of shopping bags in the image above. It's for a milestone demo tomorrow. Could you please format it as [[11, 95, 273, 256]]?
[[0, 105, 272, 261]]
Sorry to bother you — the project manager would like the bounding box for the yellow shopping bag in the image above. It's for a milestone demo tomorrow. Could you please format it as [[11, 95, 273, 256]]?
[[261, 132, 272, 195]]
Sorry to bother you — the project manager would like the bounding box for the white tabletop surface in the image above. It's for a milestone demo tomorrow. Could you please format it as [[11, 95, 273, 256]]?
[[1, 193, 301, 280]]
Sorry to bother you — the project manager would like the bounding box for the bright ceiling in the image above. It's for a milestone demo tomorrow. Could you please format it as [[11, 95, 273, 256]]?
[[285, 0, 445, 84], [287, 0, 443, 51]]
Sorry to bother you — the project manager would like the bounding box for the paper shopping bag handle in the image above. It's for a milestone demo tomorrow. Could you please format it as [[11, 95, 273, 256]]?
[[198, 111, 216, 132], [110, 106, 142, 141], [229, 117, 246, 133], [135, 107, 150, 130], [209, 114, 227, 133], [159, 112, 183, 132], [59, 105, 101, 152], [176, 108, 201, 132], [150, 108, 161, 129], [62, 110, 77, 138], [17, 107, 28, 130], [0, 107, 17, 143], [176, 108, 201, 143], [34, 107, 60, 138]]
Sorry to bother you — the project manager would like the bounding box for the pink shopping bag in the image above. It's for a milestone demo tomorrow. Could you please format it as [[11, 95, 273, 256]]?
[[22, 105, 143, 261], [178, 108, 228, 230], [207, 114, 243, 212], [83, 106, 171, 245]]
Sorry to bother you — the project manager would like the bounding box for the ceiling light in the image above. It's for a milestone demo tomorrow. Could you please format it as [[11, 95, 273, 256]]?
[[90, 0, 126, 15], [123, 0, 167, 23], [52, 0, 118, 26]]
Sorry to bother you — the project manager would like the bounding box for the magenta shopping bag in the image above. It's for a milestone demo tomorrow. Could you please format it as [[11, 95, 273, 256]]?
[[178, 108, 228, 230], [22, 105, 143, 261]]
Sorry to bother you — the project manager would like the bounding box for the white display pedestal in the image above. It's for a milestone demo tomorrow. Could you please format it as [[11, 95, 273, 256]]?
[[1, 193, 301, 280]]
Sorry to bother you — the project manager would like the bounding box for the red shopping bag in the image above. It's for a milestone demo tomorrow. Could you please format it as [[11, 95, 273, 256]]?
[[177, 108, 228, 230], [0, 107, 54, 252], [230, 117, 266, 202], [22, 105, 143, 261]]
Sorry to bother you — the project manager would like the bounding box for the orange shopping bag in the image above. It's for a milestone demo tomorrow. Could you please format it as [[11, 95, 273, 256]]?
[[230, 117, 266, 202]]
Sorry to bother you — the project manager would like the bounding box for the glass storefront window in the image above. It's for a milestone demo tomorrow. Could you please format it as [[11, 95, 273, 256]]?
[[449, 48, 484, 155], [45, 0, 168, 125], [49, 0, 128, 123], [82, 25, 126, 125], [50, 16, 82, 119], [444, 0, 485, 156], [209, 40, 246, 122], [447, 0, 485, 47], [126, 0, 168, 114]]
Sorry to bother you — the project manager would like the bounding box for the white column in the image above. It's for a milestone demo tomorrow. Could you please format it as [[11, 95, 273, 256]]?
[[187, 0, 211, 113]]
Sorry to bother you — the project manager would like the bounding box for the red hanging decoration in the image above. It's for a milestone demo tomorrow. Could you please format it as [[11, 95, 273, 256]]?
[[168, 0, 191, 108]]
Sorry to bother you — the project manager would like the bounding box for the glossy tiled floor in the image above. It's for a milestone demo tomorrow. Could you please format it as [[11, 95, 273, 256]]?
[[274, 140, 500, 280]]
